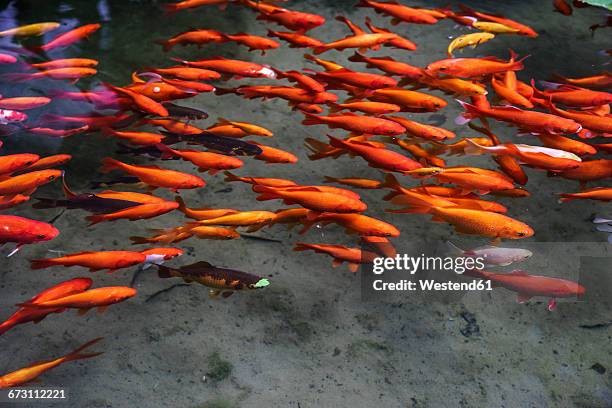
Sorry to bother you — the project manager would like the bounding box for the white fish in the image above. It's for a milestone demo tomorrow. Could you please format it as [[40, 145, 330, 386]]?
[[447, 241, 533, 268], [465, 139, 581, 162]]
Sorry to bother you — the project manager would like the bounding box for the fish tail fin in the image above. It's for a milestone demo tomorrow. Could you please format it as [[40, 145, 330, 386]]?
[[30, 259, 53, 270], [154, 39, 172, 52], [293, 243, 311, 252], [328, 103, 341, 113], [0, 73, 31, 82], [464, 138, 487, 155], [85, 214, 105, 226], [64, 337, 104, 362], [0, 321, 14, 336], [379, 174, 402, 191], [223, 171, 241, 183], [323, 176, 338, 184], [129, 236, 150, 244], [446, 241, 465, 256], [303, 54, 317, 63], [454, 99, 482, 125], [301, 112, 324, 126], [327, 134, 347, 149], [157, 264, 173, 279], [99, 157, 122, 173], [312, 46, 328, 55], [558, 193, 574, 203], [214, 87, 237, 96], [155, 143, 175, 159], [356, 0, 372, 7]]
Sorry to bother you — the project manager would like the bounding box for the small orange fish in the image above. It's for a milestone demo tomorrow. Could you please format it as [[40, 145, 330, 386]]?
[[224, 171, 297, 187], [0, 97, 51, 110], [559, 187, 612, 203], [18, 287, 137, 314], [426, 52, 526, 78], [387, 116, 455, 141], [458, 5, 538, 37], [267, 30, 323, 48], [364, 16, 417, 50], [357, 0, 438, 25], [250, 142, 298, 164], [32, 23, 101, 52], [176, 196, 239, 220], [303, 112, 405, 136], [0, 153, 39, 175], [348, 52, 422, 79], [299, 212, 400, 237], [294, 243, 377, 272], [86, 201, 179, 225], [0, 169, 61, 196], [189, 211, 276, 229], [29, 58, 99, 70], [557, 159, 612, 186], [3, 67, 97, 83], [107, 84, 168, 117], [103, 128, 165, 146], [150, 66, 221, 81], [313, 33, 398, 54], [366, 88, 447, 112], [163, 0, 230, 12], [553, 0, 573, 16], [31, 251, 146, 272], [0, 338, 103, 388], [323, 176, 383, 190], [253, 185, 367, 214], [156, 29, 226, 51], [329, 101, 401, 116], [0, 194, 30, 210], [176, 56, 277, 79], [156, 144, 243, 174], [310, 68, 398, 89], [17, 154, 71, 173], [224, 32, 280, 54]]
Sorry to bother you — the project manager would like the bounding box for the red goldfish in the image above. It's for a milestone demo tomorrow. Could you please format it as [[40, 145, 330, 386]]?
[[294, 243, 377, 272]]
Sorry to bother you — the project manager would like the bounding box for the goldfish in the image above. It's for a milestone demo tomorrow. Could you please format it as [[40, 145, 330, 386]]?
[[363, 16, 417, 51], [557, 159, 612, 186], [267, 30, 323, 48], [86, 201, 179, 225], [99, 157, 205, 191], [0, 194, 29, 210], [428, 138, 494, 156], [31, 251, 147, 272], [491, 76, 533, 108], [0, 97, 51, 110], [310, 68, 398, 89], [262, 208, 311, 230], [550, 72, 612, 90], [0, 278, 92, 336], [0, 54, 17, 64], [456, 100, 582, 134], [18, 287, 137, 314], [546, 103, 612, 136], [29, 58, 99, 69], [0, 153, 40, 175], [254, 184, 367, 214], [176, 57, 276, 79], [223, 32, 280, 54], [471, 22, 519, 34], [330, 102, 400, 116], [214, 118, 273, 137], [103, 128, 165, 146], [327, 135, 422, 172], [464, 269, 584, 311], [2, 67, 97, 83], [145, 118, 203, 134], [149, 66, 221, 81], [0, 22, 60, 38], [324, 176, 383, 190], [273, 69, 327, 92], [348, 52, 423, 80], [31, 23, 101, 52], [249, 4, 325, 33], [559, 187, 612, 203], [535, 133, 596, 157], [357, 0, 438, 25], [17, 154, 72, 173], [218, 85, 337, 105], [0, 169, 61, 196], [156, 144, 243, 174], [407, 166, 515, 194], [223, 171, 297, 187], [303, 53, 345, 72], [299, 212, 400, 236], [0, 215, 58, 254], [126, 81, 197, 101], [426, 52, 525, 78], [140, 247, 184, 264], [458, 5, 538, 37], [425, 206, 534, 240], [411, 74, 488, 97], [163, 0, 230, 12], [156, 29, 226, 51], [313, 33, 398, 54], [132, 225, 239, 244], [365, 88, 447, 112], [0, 338, 103, 388], [189, 210, 276, 228], [447, 32, 495, 57], [387, 116, 455, 141], [157, 261, 269, 297], [294, 243, 377, 273], [466, 140, 581, 171], [447, 241, 532, 267], [534, 83, 612, 107], [302, 112, 405, 136], [106, 85, 169, 117], [391, 139, 446, 167], [249, 141, 298, 164]]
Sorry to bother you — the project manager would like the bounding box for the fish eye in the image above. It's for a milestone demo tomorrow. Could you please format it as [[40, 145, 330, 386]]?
[[439, 67, 447, 71], [36, 234, 46, 239], [517, 232, 526, 237], [48, 175, 56, 180]]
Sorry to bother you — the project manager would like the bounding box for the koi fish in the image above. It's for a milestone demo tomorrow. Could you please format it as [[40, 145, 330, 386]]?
[[0, 338, 103, 388], [294, 243, 377, 273], [99, 157, 205, 191], [491, 76, 533, 108], [27, 126, 90, 138], [534, 83, 612, 107], [464, 269, 584, 311], [31, 251, 147, 273], [446, 241, 532, 267], [0, 109, 27, 124], [189, 210, 276, 229], [0, 278, 92, 336], [157, 261, 269, 297]]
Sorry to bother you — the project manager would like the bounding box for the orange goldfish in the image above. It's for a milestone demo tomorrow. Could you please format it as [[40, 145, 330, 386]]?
[[31, 23, 101, 52], [176, 56, 276, 79], [267, 29, 323, 48], [0, 97, 51, 110], [366, 88, 447, 112], [387, 116, 455, 141], [0, 153, 39, 175], [348, 52, 422, 79], [224, 32, 280, 54], [559, 187, 612, 202], [313, 33, 398, 54], [0, 338, 103, 388], [363, 16, 417, 50], [176, 196, 239, 220], [302, 112, 405, 136], [163, 0, 230, 12], [31, 251, 146, 273], [299, 212, 400, 237], [251, 142, 298, 164], [426, 53, 526, 78], [557, 159, 612, 186], [551, 72, 612, 90], [330, 102, 401, 116], [29, 58, 98, 69], [3, 67, 97, 83], [224, 171, 297, 187], [17, 154, 71, 173], [156, 144, 243, 174], [0, 169, 61, 196], [357, 0, 438, 25], [103, 128, 165, 146], [18, 287, 137, 313], [294, 243, 377, 272], [156, 29, 226, 51], [310, 68, 398, 89], [99, 157, 205, 191], [253, 185, 367, 214], [0, 215, 58, 251], [86, 201, 179, 225], [458, 5, 538, 37], [150, 66, 221, 81]]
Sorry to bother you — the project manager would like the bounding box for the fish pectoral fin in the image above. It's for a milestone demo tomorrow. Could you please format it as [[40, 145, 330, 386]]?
[[516, 293, 532, 304], [77, 308, 91, 316], [331, 259, 342, 268], [97, 306, 108, 314], [208, 289, 221, 298], [347, 263, 359, 273]]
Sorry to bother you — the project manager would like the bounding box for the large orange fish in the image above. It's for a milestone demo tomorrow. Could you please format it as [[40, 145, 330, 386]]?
[[218, 85, 337, 105], [559, 187, 612, 203], [357, 0, 438, 25], [0, 338, 103, 388], [458, 5, 538, 37], [0, 278, 92, 336], [299, 212, 400, 236], [302, 112, 405, 136], [31, 251, 147, 272], [99, 157, 205, 191], [557, 159, 612, 186], [0, 169, 61, 196], [426, 53, 526, 78], [0, 153, 39, 175], [176, 56, 276, 79], [0, 215, 58, 252], [156, 29, 226, 51], [156, 144, 243, 174], [224, 32, 280, 54], [86, 201, 179, 225]]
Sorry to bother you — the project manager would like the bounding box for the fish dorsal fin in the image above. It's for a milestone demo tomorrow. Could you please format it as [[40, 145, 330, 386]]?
[[180, 261, 213, 272], [493, 105, 523, 111], [509, 269, 528, 276]]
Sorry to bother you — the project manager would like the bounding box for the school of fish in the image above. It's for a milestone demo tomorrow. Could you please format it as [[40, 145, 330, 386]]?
[[0, 0, 608, 388]]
